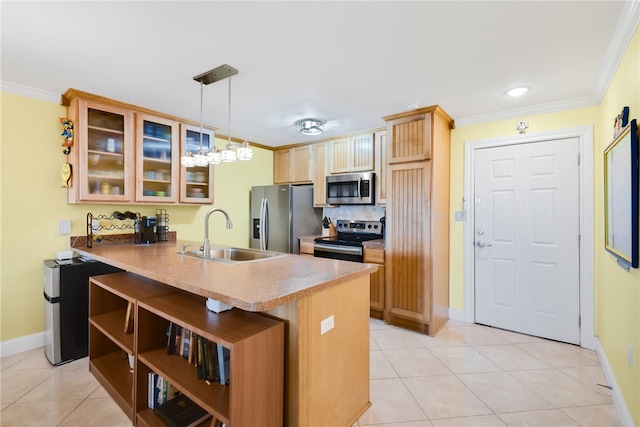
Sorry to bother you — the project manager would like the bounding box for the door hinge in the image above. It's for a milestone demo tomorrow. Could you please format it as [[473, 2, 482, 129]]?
[[578, 152, 581, 166], [579, 315, 581, 327], [578, 234, 581, 247]]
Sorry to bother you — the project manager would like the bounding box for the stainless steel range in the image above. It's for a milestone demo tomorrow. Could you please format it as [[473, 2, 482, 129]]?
[[313, 220, 383, 262]]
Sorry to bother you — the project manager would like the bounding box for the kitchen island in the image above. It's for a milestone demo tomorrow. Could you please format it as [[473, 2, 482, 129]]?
[[74, 239, 376, 427]]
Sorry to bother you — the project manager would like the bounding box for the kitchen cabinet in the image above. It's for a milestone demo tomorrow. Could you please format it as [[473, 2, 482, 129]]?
[[89, 272, 284, 427], [312, 142, 329, 206], [374, 130, 387, 206], [65, 96, 135, 203], [63, 89, 215, 205], [364, 245, 385, 319], [180, 124, 215, 203], [383, 105, 453, 335], [273, 145, 313, 184], [135, 114, 179, 203], [330, 133, 374, 174]]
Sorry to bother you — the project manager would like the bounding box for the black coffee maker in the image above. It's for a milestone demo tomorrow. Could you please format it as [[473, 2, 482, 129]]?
[[135, 216, 157, 244], [380, 216, 386, 239]]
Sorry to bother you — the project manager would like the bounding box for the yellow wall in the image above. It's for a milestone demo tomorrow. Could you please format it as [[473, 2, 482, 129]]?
[[449, 25, 640, 424], [597, 25, 640, 424], [0, 91, 273, 342]]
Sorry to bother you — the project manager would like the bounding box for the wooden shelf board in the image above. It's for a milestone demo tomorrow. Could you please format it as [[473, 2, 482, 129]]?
[[90, 352, 134, 421], [89, 310, 134, 353], [138, 348, 230, 424], [139, 291, 282, 348]]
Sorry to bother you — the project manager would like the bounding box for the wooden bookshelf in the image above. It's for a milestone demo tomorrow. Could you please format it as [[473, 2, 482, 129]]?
[[88, 272, 284, 426]]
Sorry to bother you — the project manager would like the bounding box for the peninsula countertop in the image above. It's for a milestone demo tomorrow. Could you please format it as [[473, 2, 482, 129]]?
[[73, 240, 377, 312]]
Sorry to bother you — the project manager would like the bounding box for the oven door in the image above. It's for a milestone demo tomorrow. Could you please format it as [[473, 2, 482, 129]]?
[[314, 242, 363, 263]]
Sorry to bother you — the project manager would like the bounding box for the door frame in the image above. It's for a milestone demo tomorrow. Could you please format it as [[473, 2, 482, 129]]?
[[462, 126, 595, 349]]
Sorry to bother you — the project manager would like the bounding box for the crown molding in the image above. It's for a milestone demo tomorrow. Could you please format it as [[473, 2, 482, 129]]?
[[1, 80, 61, 104], [592, 0, 640, 103], [455, 96, 598, 128], [457, 0, 639, 129]]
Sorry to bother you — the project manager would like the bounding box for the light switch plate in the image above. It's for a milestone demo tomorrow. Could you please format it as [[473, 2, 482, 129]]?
[[455, 211, 466, 221]]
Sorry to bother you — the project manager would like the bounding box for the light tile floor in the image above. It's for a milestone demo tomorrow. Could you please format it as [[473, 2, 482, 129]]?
[[0, 319, 621, 426]]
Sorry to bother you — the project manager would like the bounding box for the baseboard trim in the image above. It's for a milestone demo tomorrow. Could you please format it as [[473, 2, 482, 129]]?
[[594, 337, 635, 427], [448, 308, 467, 323], [0, 332, 44, 358]]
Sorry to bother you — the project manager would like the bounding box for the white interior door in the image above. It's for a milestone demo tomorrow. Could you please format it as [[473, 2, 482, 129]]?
[[474, 138, 580, 344]]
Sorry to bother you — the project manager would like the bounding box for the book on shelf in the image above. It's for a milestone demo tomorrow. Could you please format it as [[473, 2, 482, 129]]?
[[180, 328, 191, 359], [123, 301, 134, 334], [154, 394, 211, 427], [148, 372, 181, 409], [167, 323, 183, 355], [217, 344, 230, 386]]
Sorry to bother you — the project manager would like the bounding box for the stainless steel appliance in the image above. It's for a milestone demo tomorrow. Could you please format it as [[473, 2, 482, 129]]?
[[326, 172, 375, 205], [250, 184, 323, 254], [314, 220, 383, 262], [44, 258, 123, 365]]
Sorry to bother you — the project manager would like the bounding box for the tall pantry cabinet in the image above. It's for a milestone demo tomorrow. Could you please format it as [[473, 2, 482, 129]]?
[[382, 105, 453, 336]]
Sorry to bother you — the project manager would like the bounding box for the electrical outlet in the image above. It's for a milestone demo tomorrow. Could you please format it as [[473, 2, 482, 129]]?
[[628, 344, 633, 367], [320, 315, 334, 335]]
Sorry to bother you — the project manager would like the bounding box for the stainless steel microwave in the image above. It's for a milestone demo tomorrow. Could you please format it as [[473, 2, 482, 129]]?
[[326, 172, 375, 205]]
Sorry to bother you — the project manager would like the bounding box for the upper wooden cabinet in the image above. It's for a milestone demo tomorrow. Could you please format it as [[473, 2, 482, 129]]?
[[273, 145, 313, 184], [330, 133, 374, 174], [374, 130, 387, 206], [66, 96, 135, 204], [312, 142, 328, 207], [63, 89, 215, 205], [180, 124, 215, 204], [135, 113, 179, 203], [383, 106, 453, 164]]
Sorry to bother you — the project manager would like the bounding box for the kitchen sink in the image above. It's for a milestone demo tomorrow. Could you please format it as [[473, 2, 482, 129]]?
[[180, 247, 285, 264]]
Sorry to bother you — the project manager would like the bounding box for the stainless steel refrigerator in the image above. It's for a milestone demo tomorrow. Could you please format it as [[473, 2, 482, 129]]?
[[250, 184, 323, 254]]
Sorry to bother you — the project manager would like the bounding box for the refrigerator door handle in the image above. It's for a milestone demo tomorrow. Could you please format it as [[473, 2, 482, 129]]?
[[260, 197, 268, 250], [264, 198, 270, 250]]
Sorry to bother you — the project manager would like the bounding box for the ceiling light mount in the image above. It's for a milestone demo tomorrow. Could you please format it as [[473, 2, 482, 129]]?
[[505, 86, 530, 97], [296, 118, 324, 136]]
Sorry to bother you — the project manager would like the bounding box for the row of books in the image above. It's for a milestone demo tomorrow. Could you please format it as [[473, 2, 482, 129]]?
[[166, 323, 231, 386], [149, 376, 228, 427]]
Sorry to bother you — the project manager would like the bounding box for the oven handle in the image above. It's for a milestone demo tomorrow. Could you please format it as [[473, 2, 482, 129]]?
[[314, 243, 363, 256]]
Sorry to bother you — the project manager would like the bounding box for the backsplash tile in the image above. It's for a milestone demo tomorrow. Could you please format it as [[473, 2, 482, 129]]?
[[323, 206, 386, 223]]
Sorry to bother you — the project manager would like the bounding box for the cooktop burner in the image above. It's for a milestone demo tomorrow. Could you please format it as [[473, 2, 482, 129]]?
[[314, 220, 383, 247]]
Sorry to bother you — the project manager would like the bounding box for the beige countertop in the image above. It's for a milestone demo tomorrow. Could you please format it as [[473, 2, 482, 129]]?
[[73, 240, 376, 312]]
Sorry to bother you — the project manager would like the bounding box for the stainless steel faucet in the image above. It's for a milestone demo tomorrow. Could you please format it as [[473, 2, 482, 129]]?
[[203, 208, 233, 258]]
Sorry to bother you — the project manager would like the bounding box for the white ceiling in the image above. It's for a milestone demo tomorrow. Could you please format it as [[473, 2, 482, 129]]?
[[1, 1, 634, 147]]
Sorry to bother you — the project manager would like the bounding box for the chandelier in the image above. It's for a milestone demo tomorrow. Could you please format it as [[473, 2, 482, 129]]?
[[181, 64, 252, 167]]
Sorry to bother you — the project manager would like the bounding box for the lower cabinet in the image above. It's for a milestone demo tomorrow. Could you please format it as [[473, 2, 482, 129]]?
[[89, 272, 284, 427], [364, 246, 385, 318]]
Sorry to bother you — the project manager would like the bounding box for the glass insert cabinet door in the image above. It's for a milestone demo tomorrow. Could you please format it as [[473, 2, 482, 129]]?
[[78, 102, 134, 202], [136, 114, 179, 203], [180, 124, 214, 203]]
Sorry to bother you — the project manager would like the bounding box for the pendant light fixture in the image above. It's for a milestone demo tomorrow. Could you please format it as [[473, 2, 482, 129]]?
[[182, 64, 246, 167], [221, 74, 237, 163]]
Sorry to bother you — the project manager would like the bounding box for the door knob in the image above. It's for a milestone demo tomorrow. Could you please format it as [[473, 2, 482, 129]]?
[[476, 240, 492, 248]]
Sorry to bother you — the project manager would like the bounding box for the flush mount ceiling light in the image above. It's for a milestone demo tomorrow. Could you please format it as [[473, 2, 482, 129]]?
[[296, 118, 324, 136], [505, 86, 530, 97], [181, 64, 249, 167]]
